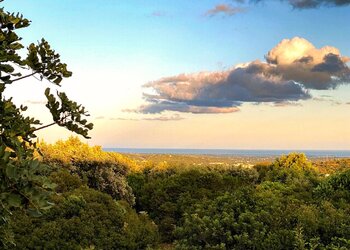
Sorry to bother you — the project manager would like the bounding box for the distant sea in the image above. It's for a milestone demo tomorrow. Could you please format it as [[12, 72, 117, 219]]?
[[104, 148, 350, 158]]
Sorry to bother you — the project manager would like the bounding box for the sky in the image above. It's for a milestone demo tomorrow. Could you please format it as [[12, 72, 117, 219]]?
[[3, 0, 350, 149]]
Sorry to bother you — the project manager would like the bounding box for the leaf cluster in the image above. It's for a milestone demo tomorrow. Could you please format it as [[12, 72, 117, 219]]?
[[0, 3, 92, 247]]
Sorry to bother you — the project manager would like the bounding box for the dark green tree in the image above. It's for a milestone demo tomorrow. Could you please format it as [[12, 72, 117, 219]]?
[[0, 2, 93, 246], [11, 187, 159, 250]]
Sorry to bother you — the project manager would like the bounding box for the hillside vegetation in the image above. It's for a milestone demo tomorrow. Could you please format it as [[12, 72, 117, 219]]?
[[7, 137, 350, 249]]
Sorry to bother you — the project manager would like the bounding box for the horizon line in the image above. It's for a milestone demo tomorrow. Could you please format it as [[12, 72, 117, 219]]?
[[103, 147, 350, 151]]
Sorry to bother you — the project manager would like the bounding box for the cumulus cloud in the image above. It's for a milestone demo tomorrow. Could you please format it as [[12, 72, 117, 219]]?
[[205, 4, 244, 17], [251, 0, 350, 9], [132, 37, 349, 114], [265, 37, 350, 89]]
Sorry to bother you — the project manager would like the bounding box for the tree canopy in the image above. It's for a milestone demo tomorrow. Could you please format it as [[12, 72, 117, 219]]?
[[0, 2, 92, 246]]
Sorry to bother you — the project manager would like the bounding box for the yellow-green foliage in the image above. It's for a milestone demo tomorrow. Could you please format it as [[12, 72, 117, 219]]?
[[39, 136, 139, 171], [38, 137, 139, 205], [273, 153, 315, 171]]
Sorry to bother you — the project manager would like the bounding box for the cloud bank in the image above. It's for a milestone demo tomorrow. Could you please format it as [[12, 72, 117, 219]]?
[[135, 37, 349, 114]]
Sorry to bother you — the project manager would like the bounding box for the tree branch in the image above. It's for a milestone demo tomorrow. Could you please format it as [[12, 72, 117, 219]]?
[[31, 122, 56, 132], [31, 113, 71, 133], [10, 71, 37, 83]]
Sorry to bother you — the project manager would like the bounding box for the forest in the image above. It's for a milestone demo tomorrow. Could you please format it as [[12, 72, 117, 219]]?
[[2, 137, 350, 249]]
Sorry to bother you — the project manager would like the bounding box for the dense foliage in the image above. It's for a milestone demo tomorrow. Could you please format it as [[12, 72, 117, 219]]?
[[128, 153, 350, 249], [9, 138, 160, 249], [128, 165, 258, 242], [11, 184, 158, 249], [40, 137, 137, 205], [3, 137, 349, 249]]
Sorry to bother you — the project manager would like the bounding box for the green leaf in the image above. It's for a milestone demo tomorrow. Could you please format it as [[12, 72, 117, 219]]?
[[2, 151, 11, 163], [53, 77, 62, 85], [0, 75, 11, 82], [27, 208, 43, 217], [44, 87, 50, 96], [42, 182, 57, 190], [5, 164, 18, 180], [7, 194, 22, 207]]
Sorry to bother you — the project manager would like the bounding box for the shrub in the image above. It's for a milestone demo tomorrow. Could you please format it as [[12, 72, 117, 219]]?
[[11, 187, 159, 250], [40, 137, 136, 205]]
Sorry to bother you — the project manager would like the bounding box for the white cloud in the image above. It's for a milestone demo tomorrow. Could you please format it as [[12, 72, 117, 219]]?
[[132, 37, 350, 114]]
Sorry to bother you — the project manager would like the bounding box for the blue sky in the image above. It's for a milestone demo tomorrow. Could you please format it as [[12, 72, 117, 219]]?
[[4, 0, 350, 149], [7, 0, 349, 68]]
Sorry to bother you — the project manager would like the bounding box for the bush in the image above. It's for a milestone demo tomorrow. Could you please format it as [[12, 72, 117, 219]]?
[[39, 137, 137, 170], [11, 187, 159, 250], [315, 169, 350, 202], [40, 137, 136, 205]]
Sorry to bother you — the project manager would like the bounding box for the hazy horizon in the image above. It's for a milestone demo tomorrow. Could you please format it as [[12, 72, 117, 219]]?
[[105, 147, 350, 151], [104, 148, 350, 158]]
